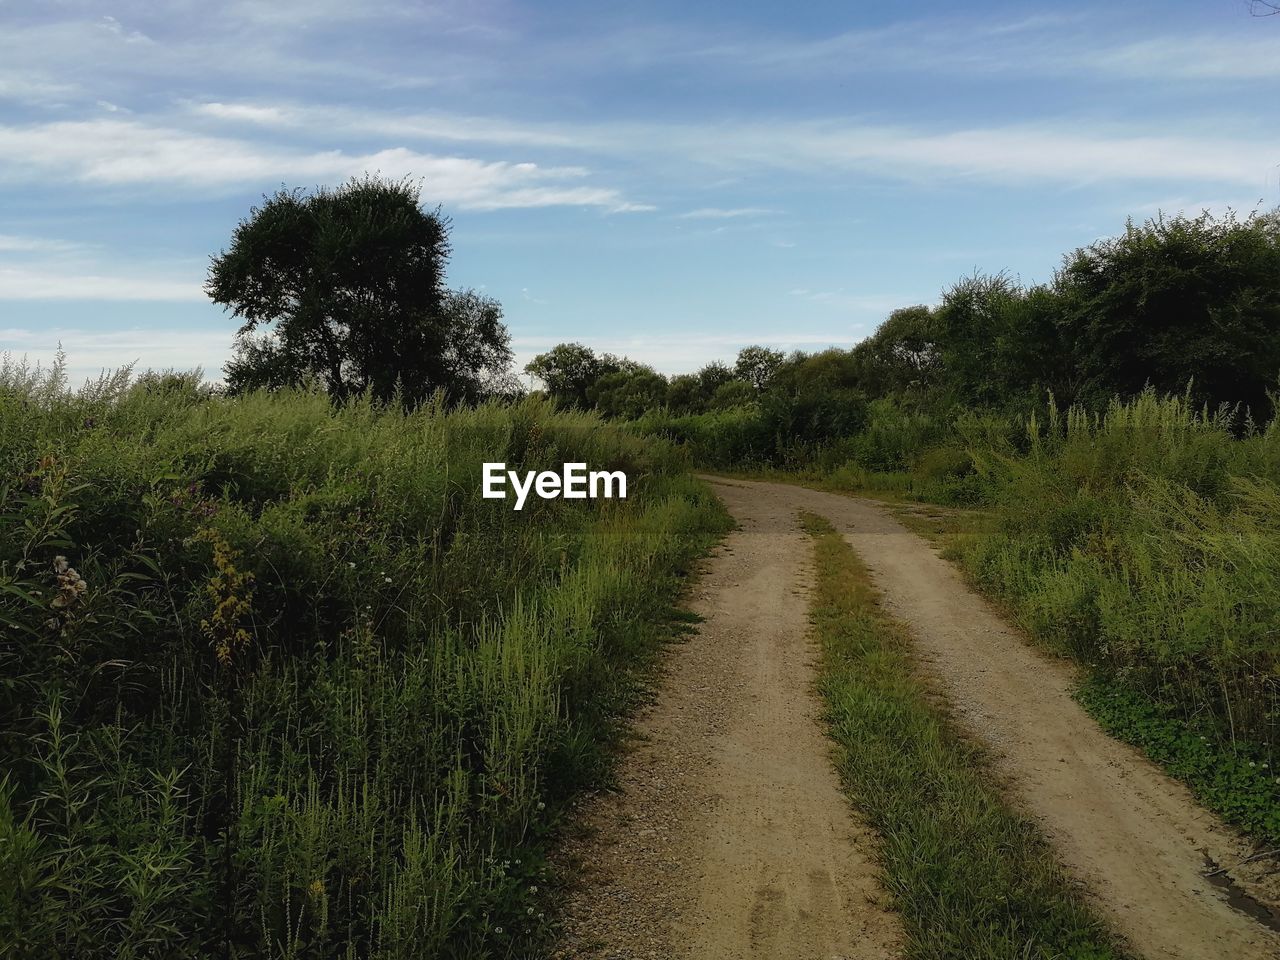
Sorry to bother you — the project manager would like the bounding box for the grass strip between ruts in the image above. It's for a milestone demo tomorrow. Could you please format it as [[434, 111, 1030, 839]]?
[[800, 511, 1129, 960]]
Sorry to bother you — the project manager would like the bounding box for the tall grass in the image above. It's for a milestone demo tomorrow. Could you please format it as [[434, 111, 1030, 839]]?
[[0, 358, 728, 958], [959, 391, 1280, 838]]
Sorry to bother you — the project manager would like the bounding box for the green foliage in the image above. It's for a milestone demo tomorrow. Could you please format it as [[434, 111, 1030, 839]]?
[[589, 366, 668, 420], [1077, 678, 1280, 845], [1058, 209, 1280, 414], [957, 391, 1280, 834], [638, 353, 875, 470], [803, 513, 1126, 960], [0, 358, 728, 958], [934, 274, 1069, 409], [210, 176, 512, 407], [663, 373, 702, 414], [931, 210, 1280, 415], [527, 209, 1280, 436], [708, 379, 755, 411], [848, 305, 942, 398], [525, 343, 624, 410], [733, 345, 784, 391]]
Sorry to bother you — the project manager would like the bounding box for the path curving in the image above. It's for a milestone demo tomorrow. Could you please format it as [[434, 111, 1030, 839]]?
[[553, 477, 1280, 960]]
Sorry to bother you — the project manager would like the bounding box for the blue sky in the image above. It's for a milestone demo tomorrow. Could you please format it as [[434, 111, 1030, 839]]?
[[2, 0, 1279, 384]]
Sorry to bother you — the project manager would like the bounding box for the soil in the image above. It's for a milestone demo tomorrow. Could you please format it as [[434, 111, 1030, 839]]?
[[552, 477, 1280, 960]]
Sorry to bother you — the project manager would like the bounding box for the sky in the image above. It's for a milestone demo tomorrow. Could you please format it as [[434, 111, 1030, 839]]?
[[2, 0, 1279, 385]]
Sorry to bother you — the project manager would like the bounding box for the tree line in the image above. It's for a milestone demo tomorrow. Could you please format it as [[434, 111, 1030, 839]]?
[[206, 177, 1280, 436], [529, 209, 1280, 432]]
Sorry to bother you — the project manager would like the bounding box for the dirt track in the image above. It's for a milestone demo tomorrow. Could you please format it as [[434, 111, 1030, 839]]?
[[554, 477, 1280, 960]]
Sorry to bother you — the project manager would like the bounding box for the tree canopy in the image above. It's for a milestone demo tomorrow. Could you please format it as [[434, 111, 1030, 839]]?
[[208, 176, 512, 406]]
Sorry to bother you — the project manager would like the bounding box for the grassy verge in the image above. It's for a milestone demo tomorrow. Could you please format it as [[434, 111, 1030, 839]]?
[[801, 511, 1128, 960], [1075, 679, 1280, 845], [0, 372, 732, 959]]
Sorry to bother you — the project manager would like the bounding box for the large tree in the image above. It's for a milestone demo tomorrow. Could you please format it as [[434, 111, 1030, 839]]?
[[208, 176, 511, 406]]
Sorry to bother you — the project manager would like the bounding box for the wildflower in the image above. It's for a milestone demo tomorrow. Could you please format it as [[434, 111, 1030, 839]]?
[[308, 879, 324, 898], [494, 926, 503, 934], [526, 906, 534, 915], [529, 885, 538, 894], [347, 561, 356, 569], [536, 801, 545, 811], [48, 556, 87, 615], [384, 576, 392, 584], [195, 529, 255, 668]]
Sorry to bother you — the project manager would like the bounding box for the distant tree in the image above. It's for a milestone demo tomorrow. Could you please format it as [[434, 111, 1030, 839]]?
[[695, 361, 737, 398], [710, 379, 757, 410], [932, 273, 1067, 408], [762, 349, 868, 446], [734, 345, 785, 391], [436, 289, 516, 404], [525, 342, 618, 409], [1054, 209, 1280, 413], [665, 373, 704, 414], [209, 175, 511, 406], [851, 306, 942, 397], [591, 366, 668, 419]]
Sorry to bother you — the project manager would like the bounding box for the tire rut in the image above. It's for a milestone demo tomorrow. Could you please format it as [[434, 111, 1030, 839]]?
[[713, 477, 1280, 960], [552, 479, 900, 959]]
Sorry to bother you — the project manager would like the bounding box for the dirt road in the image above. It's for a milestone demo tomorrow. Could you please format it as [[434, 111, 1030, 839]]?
[[554, 477, 1280, 960], [553, 478, 902, 959]]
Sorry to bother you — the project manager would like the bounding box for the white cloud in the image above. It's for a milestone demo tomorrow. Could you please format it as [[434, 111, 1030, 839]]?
[[677, 207, 775, 219], [192, 102, 295, 125], [98, 16, 153, 45], [1084, 36, 1280, 81], [0, 266, 204, 301], [190, 101, 576, 148], [0, 118, 650, 211], [175, 105, 1280, 191], [0, 73, 78, 103], [694, 121, 1280, 188], [0, 234, 86, 254], [639, 16, 1280, 84]]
